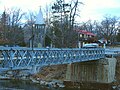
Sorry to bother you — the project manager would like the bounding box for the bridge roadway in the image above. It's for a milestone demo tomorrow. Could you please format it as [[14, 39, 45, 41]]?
[[105, 47, 120, 57], [0, 47, 105, 72]]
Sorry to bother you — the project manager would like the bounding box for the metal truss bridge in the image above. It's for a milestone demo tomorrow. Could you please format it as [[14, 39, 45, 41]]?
[[0, 47, 105, 71]]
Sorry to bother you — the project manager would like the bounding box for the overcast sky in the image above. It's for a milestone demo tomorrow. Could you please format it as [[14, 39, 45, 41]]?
[[0, 0, 120, 22], [81, 0, 120, 21]]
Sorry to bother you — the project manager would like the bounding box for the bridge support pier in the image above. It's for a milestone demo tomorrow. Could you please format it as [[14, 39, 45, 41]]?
[[66, 58, 117, 83]]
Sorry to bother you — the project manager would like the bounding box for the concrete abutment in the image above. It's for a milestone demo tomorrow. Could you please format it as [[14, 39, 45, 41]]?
[[66, 58, 117, 83]]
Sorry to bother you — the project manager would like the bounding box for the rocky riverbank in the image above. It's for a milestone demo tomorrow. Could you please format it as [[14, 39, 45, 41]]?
[[29, 56, 120, 90], [0, 64, 67, 88], [30, 77, 65, 88], [0, 74, 65, 88], [28, 64, 67, 88]]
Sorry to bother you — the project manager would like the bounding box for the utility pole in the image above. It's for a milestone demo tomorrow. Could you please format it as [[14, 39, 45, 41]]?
[[32, 24, 34, 50]]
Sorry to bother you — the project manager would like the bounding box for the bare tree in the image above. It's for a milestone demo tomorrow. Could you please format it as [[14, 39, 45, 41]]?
[[0, 8, 26, 45], [95, 16, 119, 43], [79, 20, 95, 32], [7, 8, 26, 45], [116, 22, 120, 42], [47, 0, 83, 47], [69, 0, 83, 30]]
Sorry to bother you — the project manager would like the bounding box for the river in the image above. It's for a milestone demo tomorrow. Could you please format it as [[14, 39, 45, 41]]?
[[0, 79, 93, 90]]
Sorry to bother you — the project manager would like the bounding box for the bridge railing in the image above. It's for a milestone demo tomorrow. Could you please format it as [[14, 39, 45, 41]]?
[[0, 47, 105, 70]]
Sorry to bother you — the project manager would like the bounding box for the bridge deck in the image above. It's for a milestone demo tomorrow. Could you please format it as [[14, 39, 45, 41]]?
[[105, 48, 120, 57]]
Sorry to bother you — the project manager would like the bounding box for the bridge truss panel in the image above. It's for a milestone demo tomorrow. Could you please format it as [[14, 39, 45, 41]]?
[[0, 47, 105, 70]]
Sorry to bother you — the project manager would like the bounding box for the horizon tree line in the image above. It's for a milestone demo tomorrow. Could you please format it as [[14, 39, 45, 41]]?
[[0, 0, 120, 47]]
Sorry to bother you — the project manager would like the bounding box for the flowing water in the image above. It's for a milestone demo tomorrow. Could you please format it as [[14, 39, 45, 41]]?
[[0, 79, 93, 90]]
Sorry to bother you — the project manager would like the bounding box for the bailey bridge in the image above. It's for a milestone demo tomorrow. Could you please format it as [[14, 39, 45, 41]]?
[[0, 47, 119, 84], [0, 47, 105, 71]]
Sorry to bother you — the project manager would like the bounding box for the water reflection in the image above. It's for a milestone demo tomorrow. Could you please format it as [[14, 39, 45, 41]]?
[[0, 79, 92, 90]]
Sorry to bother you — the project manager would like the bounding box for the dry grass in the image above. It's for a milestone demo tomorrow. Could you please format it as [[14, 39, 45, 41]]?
[[33, 64, 67, 81]]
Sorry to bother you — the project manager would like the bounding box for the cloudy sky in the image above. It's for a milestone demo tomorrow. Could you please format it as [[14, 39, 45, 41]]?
[[81, 0, 120, 21], [0, 0, 120, 22], [0, 0, 52, 12]]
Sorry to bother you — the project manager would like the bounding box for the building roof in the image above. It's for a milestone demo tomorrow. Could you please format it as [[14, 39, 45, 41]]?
[[35, 7, 45, 25], [76, 30, 96, 36]]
